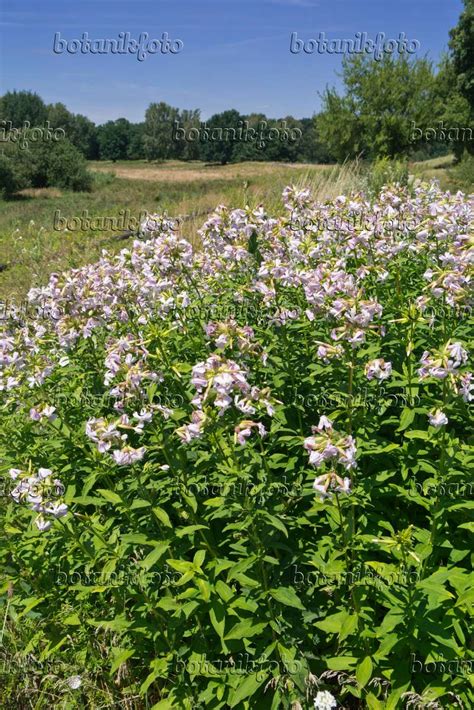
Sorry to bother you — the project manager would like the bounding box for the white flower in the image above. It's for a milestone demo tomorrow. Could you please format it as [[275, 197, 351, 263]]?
[[66, 675, 82, 689], [112, 446, 146, 466], [9, 468, 23, 480], [35, 515, 52, 532], [29, 405, 57, 422], [365, 358, 392, 381], [313, 472, 351, 500], [45, 501, 68, 518], [428, 409, 448, 428], [38, 468, 53, 479], [317, 416, 333, 431], [314, 690, 337, 709]]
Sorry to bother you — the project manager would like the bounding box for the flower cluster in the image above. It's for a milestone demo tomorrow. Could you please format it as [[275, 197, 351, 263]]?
[[365, 358, 392, 381], [191, 354, 252, 414], [0, 181, 472, 527], [418, 341, 471, 400], [204, 320, 268, 363], [234, 420, 267, 446], [304, 417, 357, 472], [9, 467, 68, 531], [86, 408, 162, 464], [29, 404, 57, 422], [314, 690, 337, 709]]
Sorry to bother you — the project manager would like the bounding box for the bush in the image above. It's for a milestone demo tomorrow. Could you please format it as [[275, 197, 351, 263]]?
[[0, 184, 473, 709], [46, 140, 93, 192], [449, 153, 474, 190], [0, 152, 28, 197], [366, 157, 409, 195], [0, 137, 92, 195]]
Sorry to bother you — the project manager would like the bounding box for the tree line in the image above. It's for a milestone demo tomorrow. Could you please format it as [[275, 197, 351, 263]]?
[[0, 0, 472, 195]]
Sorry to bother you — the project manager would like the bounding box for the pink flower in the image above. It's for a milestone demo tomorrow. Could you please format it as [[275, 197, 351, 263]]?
[[176, 410, 207, 443]]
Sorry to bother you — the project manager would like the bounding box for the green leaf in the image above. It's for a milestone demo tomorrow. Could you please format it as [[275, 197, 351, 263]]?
[[140, 543, 169, 571], [176, 525, 208, 538], [110, 648, 134, 674], [193, 549, 206, 568], [339, 613, 358, 641], [325, 656, 357, 670], [356, 656, 373, 688], [216, 579, 234, 603], [97, 489, 123, 505], [366, 692, 384, 709], [404, 430, 429, 440], [260, 512, 288, 538], [209, 601, 226, 638], [225, 620, 268, 640], [398, 407, 416, 431], [315, 610, 348, 633], [152, 507, 172, 527], [269, 587, 305, 610], [228, 672, 265, 708]]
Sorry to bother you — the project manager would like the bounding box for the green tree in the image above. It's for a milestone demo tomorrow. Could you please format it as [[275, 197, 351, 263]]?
[[319, 55, 438, 161], [97, 118, 132, 161], [435, 57, 473, 161], [0, 90, 47, 127], [199, 109, 243, 165], [143, 102, 179, 161], [174, 108, 201, 161], [299, 116, 332, 163], [69, 114, 99, 160], [46, 140, 93, 191], [126, 122, 145, 160], [47, 104, 99, 159], [0, 148, 31, 197], [449, 0, 474, 109], [47, 102, 74, 134]]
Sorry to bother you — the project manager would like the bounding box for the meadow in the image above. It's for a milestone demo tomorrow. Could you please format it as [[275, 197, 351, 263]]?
[[0, 156, 464, 302]]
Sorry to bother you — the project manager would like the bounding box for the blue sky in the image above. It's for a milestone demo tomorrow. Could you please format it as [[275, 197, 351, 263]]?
[[0, 0, 464, 125]]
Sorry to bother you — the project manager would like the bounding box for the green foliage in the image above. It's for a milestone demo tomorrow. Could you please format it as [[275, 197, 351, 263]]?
[[0, 90, 48, 127], [319, 55, 439, 161], [0, 150, 30, 197], [144, 102, 179, 161], [198, 109, 243, 165], [365, 157, 409, 196], [0, 182, 472, 708], [449, 153, 474, 189], [45, 141, 93, 191], [0, 137, 92, 195], [449, 0, 474, 109], [97, 118, 134, 162]]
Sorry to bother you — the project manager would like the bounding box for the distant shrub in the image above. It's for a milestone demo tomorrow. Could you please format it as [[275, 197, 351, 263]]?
[[92, 170, 116, 188], [366, 157, 409, 195], [0, 138, 92, 196], [0, 149, 31, 197], [46, 141, 93, 192], [0, 153, 21, 197], [449, 154, 474, 190]]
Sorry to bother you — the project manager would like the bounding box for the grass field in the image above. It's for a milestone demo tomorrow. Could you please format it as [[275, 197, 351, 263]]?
[[0, 155, 467, 302]]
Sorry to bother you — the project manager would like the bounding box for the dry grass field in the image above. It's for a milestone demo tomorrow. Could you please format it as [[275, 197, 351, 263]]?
[[0, 156, 466, 302]]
